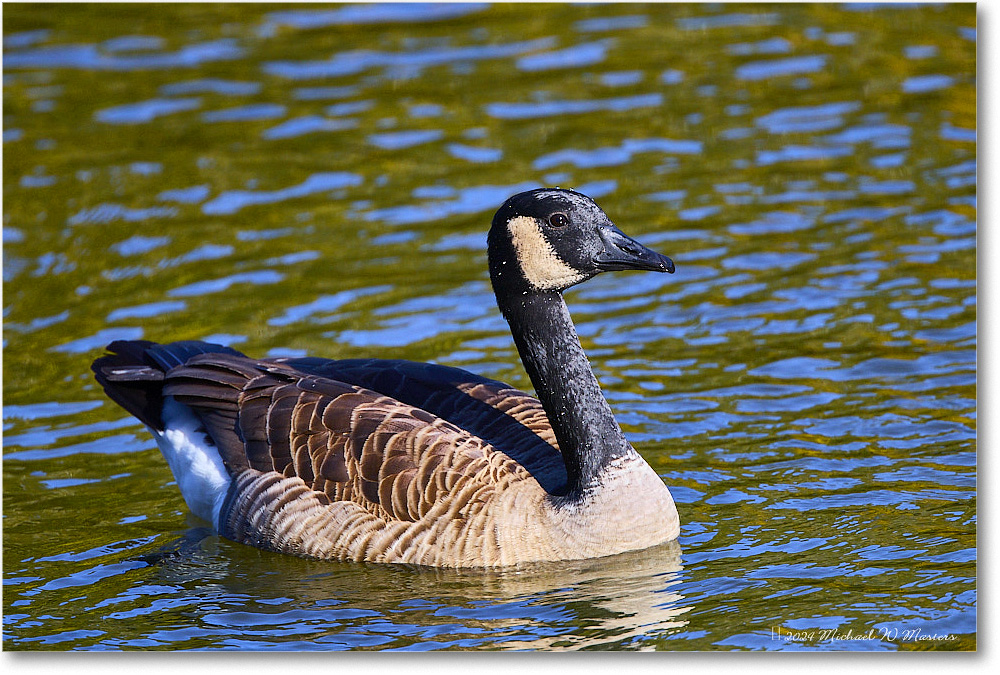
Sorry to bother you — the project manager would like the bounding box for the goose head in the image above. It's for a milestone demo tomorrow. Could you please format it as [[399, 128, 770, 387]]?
[[488, 188, 675, 296]]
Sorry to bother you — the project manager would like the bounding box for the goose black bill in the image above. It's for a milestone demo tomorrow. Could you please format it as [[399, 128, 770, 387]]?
[[594, 226, 675, 274]]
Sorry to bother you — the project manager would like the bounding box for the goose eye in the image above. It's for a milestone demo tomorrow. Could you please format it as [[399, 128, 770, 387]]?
[[548, 213, 569, 228]]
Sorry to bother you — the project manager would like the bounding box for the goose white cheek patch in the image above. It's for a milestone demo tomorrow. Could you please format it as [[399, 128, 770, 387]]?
[[507, 216, 587, 291]]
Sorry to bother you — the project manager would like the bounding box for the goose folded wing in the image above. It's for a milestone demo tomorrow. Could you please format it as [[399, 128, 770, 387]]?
[[161, 354, 519, 523], [268, 356, 566, 491]]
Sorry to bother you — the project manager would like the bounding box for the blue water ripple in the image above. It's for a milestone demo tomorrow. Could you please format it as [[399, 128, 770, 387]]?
[[599, 70, 644, 87], [825, 123, 911, 145], [728, 37, 793, 55], [50, 326, 144, 354], [292, 85, 360, 100], [486, 93, 663, 119], [95, 97, 201, 124], [362, 181, 539, 225], [754, 101, 861, 134], [4, 39, 243, 70], [167, 270, 285, 297], [368, 129, 444, 150], [160, 79, 261, 96], [677, 13, 779, 30], [68, 202, 178, 226], [4, 29, 51, 49], [107, 300, 187, 322], [264, 38, 553, 80], [736, 55, 828, 81], [574, 15, 648, 32], [325, 100, 375, 116], [36, 537, 159, 564], [534, 137, 702, 170], [262, 3, 486, 30], [156, 185, 211, 204], [262, 116, 357, 140], [722, 251, 817, 270], [203, 607, 380, 627], [268, 286, 392, 327], [767, 488, 972, 511], [940, 122, 975, 142], [4, 432, 152, 461], [446, 143, 503, 163], [202, 103, 286, 122], [201, 172, 363, 215], [33, 561, 148, 592], [757, 144, 853, 165], [902, 74, 955, 93], [728, 211, 815, 235], [3, 400, 103, 422], [517, 40, 610, 71]]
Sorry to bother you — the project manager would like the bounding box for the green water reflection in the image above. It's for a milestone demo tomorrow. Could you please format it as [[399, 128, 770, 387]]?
[[3, 2, 975, 651]]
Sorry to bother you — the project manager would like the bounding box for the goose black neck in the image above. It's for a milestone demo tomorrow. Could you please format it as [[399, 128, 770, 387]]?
[[494, 290, 632, 497]]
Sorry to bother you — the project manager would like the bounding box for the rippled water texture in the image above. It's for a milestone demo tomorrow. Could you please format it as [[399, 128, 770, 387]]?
[[3, 2, 976, 651]]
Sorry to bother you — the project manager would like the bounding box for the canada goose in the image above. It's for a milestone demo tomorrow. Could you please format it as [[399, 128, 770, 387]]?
[[92, 188, 680, 568]]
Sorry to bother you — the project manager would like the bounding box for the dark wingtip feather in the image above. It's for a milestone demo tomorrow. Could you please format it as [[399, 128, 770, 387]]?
[[92, 341, 166, 429], [146, 341, 246, 370], [92, 340, 247, 430], [101, 366, 165, 382]]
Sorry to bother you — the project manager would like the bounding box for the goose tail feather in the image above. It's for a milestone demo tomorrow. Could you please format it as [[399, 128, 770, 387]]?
[[92, 340, 245, 430]]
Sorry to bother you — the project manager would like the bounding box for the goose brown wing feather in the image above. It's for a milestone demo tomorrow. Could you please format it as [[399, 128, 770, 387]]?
[[160, 354, 525, 525], [269, 357, 568, 492]]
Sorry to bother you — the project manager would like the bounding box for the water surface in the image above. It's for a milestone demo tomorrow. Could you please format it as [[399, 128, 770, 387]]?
[[3, 2, 976, 651]]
